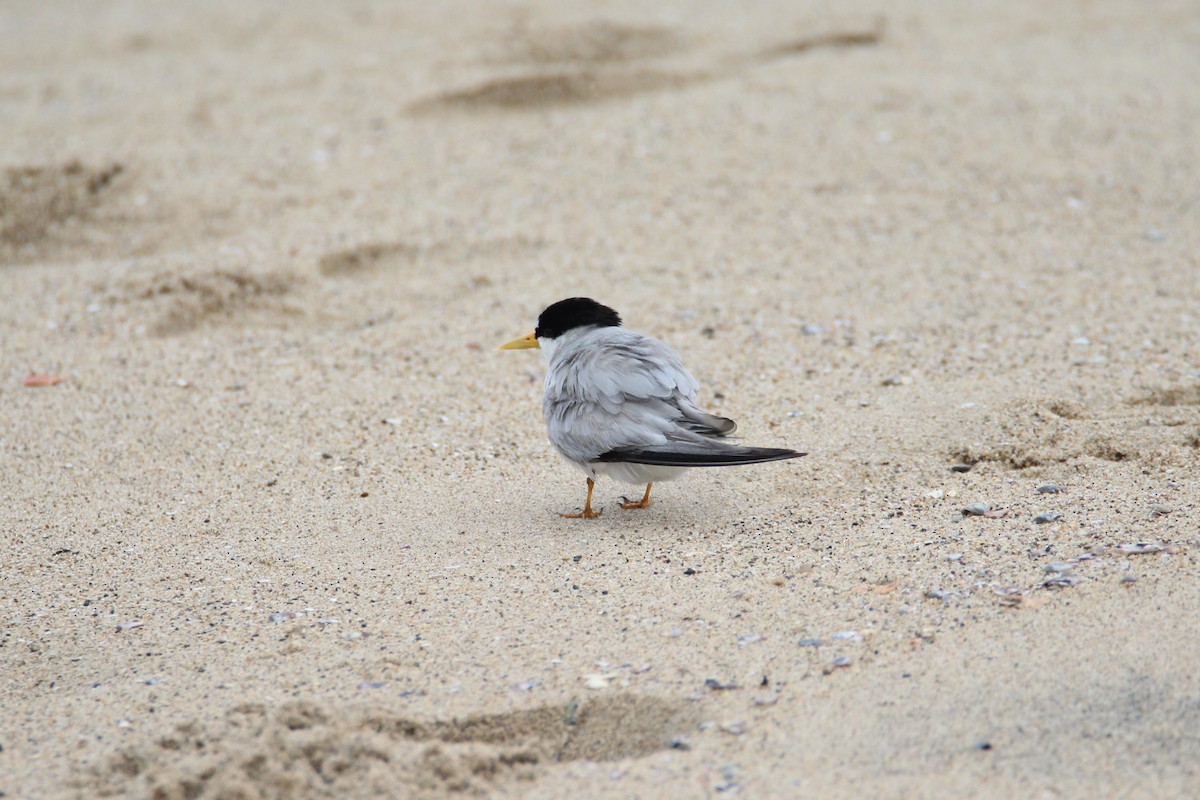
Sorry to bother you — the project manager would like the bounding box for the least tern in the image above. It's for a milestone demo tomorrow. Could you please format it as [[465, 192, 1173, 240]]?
[[500, 297, 806, 518]]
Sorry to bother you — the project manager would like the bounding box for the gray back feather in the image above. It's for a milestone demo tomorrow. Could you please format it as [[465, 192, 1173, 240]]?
[[542, 327, 736, 463]]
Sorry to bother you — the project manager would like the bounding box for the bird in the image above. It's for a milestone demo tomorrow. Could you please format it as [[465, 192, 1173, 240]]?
[[499, 297, 806, 518]]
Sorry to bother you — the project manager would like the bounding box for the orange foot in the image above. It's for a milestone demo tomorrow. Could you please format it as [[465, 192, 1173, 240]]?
[[561, 478, 602, 519], [619, 483, 654, 510]]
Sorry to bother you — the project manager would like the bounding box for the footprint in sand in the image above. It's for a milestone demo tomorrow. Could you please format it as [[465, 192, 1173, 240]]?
[[87, 694, 699, 798], [0, 160, 125, 264], [949, 391, 1200, 470], [409, 17, 883, 113]]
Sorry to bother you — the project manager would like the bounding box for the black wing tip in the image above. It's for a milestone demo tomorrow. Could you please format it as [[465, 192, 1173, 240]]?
[[595, 447, 807, 467]]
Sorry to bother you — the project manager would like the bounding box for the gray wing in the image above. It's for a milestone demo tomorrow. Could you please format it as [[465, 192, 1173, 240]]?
[[543, 329, 738, 464]]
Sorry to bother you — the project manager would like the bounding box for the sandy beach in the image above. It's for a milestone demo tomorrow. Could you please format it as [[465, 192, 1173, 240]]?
[[2, 0, 1199, 796]]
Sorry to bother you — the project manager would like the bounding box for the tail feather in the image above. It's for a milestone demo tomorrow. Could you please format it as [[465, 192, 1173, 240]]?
[[594, 446, 805, 468]]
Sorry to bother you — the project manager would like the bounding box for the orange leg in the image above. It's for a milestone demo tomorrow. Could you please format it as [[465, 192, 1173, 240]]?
[[620, 483, 653, 510], [561, 478, 602, 519]]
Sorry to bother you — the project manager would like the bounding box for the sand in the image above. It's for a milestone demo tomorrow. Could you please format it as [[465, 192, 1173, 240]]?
[[2, 0, 1198, 796]]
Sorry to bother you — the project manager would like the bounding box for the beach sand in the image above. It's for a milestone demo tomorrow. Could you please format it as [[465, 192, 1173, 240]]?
[[2, 0, 1198, 796]]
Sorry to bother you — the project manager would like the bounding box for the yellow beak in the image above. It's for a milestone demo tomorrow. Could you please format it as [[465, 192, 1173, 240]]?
[[498, 331, 539, 350]]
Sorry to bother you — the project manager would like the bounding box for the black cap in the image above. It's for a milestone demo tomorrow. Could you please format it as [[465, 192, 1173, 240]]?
[[535, 298, 622, 340]]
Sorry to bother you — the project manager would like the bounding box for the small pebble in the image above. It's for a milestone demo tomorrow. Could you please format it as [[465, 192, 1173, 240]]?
[[974, 740, 993, 751], [831, 656, 851, 668], [1037, 484, 1065, 494], [683, 568, 697, 576], [830, 630, 859, 641], [946, 552, 964, 562], [925, 589, 955, 600], [1150, 504, 1172, 517], [1034, 512, 1063, 524], [1043, 562, 1073, 574], [797, 638, 823, 647], [705, 678, 739, 691], [962, 503, 989, 516], [1120, 575, 1137, 585], [950, 463, 973, 473]]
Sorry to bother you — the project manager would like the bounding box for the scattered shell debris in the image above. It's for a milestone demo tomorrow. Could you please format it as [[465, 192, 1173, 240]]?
[[1116, 542, 1176, 555], [1042, 574, 1080, 589], [824, 656, 852, 673], [23, 373, 67, 387], [583, 673, 619, 689], [993, 586, 1025, 606]]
